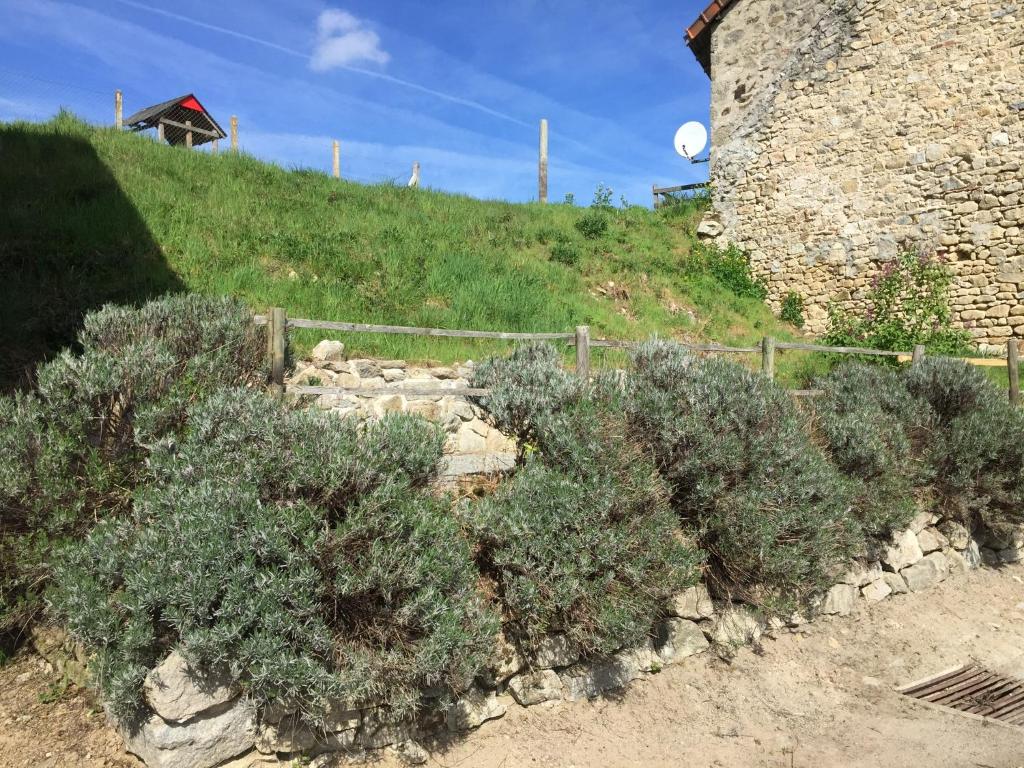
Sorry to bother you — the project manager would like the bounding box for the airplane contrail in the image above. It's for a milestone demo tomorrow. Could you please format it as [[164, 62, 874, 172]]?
[[108, 0, 532, 129]]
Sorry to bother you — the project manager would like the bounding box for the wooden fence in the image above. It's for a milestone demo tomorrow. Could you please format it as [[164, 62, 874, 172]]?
[[256, 309, 1022, 406], [652, 182, 709, 209]]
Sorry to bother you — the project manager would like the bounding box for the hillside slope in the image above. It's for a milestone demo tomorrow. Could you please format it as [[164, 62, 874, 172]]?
[[1, 113, 801, 387]]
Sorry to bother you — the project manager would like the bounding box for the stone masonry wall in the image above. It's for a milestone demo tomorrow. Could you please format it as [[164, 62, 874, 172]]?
[[706, 0, 1023, 348]]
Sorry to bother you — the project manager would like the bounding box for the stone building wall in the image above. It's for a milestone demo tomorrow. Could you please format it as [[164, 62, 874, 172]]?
[[705, 0, 1023, 348]]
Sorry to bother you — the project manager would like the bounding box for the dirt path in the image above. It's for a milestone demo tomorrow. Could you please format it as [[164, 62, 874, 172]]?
[[2, 564, 1023, 768]]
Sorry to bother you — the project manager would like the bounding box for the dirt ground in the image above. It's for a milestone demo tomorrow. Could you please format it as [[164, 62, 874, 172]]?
[[2, 563, 1023, 768]]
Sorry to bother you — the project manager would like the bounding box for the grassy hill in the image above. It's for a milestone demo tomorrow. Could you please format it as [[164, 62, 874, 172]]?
[[1, 112, 807, 388]]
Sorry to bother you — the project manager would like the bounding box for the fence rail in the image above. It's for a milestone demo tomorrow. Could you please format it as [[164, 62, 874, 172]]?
[[651, 181, 708, 209], [260, 308, 1022, 406]]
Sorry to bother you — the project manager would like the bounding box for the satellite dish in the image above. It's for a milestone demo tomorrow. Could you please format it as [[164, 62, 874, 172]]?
[[674, 122, 708, 161]]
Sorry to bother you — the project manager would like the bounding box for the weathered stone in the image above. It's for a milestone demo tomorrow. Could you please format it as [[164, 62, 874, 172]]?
[[532, 634, 579, 670], [710, 606, 763, 647], [881, 529, 924, 572], [908, 510, 935, 534], [311, 340, 345, 364], [143, 651, 239, 724], [840, 561, 883, 587], [559, 650, 652, 702], [121, 699, 256, 768], [480, 632, 524, 686], [962, 539, 983, 569], [696, 218, 725, 238], [861, 579, 892, 602], [393, 740, 429, 765], [938, 520, 970, 550], [507, 669, 563, 706], [820, 584, 858, 616], [359, 710, 415, 749], [255, 715, 356, 754], [454, 423, 487, 453], [382, 368, 407, 382], [881, 571, 908, 595], [667, 584, 715, 620], [901, 551, 949, 592], [916, 527, 948, 554], [445, 689, 507, 732], [656, 618, 711, 664]]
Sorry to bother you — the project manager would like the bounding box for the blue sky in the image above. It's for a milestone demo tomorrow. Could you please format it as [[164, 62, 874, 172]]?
[[0, 0, 712, 205]]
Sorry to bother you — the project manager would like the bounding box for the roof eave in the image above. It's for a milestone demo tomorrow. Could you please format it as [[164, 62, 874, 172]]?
[[686, 0, 737, 76]]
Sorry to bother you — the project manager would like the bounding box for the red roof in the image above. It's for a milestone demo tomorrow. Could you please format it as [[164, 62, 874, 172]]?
[[686, 0, 737, 75]]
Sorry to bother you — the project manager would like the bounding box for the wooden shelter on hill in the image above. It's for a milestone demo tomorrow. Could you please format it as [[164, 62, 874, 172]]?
[[124, 94, 226, 148]]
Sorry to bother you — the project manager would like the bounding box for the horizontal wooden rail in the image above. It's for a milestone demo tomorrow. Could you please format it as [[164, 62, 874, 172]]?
[[773, 341, 905, 357], [289, 385, 490, 397], [652, 182, 709, 195], [158, 117, 222, 139], [896, 354, 1006, 368], [287, 317, 574, 341]]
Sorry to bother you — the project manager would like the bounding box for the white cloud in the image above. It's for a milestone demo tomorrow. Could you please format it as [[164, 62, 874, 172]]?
[[310, 9, 389, 71]]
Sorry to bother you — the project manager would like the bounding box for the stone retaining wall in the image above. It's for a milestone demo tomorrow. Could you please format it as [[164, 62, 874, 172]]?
[[106, 509, 1023, 768], [703, 0, 1023, 348]]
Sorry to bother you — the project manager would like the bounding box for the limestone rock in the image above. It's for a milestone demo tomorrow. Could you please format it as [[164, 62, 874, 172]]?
[[445, 689, 507, 732], [861, 579, 892, 602], [711, 606, 763, 647], [532, 634, 579, 670], [881, 529, 923, 572], [963, 539, 982, 569], [916, 527, 948, 554], [696, 217, 725, 238], [901, 551, 949, 592], [121, 699, 256, 768], [311, 340, 345, 364], [820, 584, 858, 616], [559, 650, 651, 702], [480, 633, 524, 686], [656, 618, 711, 664], [667, 584, 715, 620], [359, 710, 415, 749], [394, 740, 429, 765], [255, 715, 356, 754], [881, 571, 908, 595], [507, 669, 563, 706], [908, 510, 936, 534], [840, 561, 883, 587], [938, 520, 970, 550], [143, 651, 239, 724]]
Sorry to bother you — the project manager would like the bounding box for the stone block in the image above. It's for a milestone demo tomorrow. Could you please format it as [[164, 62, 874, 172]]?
[[507, 669, 563, 706], [656, 618, 711, 664], [144, 651, 239, 724], [916, 527, 949, 554], [840, 561, 883, 587], [881, 529, 924, 572], [122, 700, 256, 768], [710, 606, 763, 647], [311, 340, 345, 364], [667, 584, 715, 620], [881, 571, 908, 595], [821, 584, 858, 616], [445, 689, 506, 732], [861, 579, 892, 602], [532, 634, 579, 670], [901, 551, 948, 592]]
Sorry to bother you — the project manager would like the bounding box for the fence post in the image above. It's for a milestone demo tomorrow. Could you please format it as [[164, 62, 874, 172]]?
[[185, 120, 193, 149], [114, 89, 123, 130], [157, 121, 165, 143], [1008, 338, 1020, 406], [652, 184, 658, 210], [408, 162, 420, 188], [761, 336, 775, 380], [211, 139, 219, 155], [575, 325, 590, 380], [230, 116, 238, 152], [332, 140, 340, 179], [538, 118, 549, 204], [269, 307, 287, 396], [912, 344, 925, 366]]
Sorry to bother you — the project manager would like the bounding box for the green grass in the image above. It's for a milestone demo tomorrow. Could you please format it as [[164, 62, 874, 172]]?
[[2, 112, 811, 387]]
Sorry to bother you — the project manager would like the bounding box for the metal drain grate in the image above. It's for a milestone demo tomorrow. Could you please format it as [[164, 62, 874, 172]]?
[[899, 664, 1024, 727]]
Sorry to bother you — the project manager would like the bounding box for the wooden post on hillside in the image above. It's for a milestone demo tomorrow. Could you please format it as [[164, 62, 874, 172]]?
[[269, 307, 287, 396], [761, 336, 776, 380], [230, 116, 239, 152], [157, 122, 165, 143], [652, 184, 658, 210], [185, 120, 193, 149], [114, 89, 123, 130], [332, 140, 340, 179], [912, 344, 926, 366], [409, 162, 421, 188], [1008, 338, 1020, 406], [575, 325, 590, 380], [538, 118, 549, 203], [211, 139, 219, 154]]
